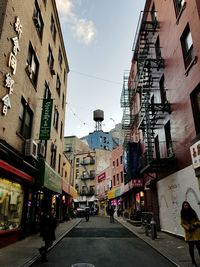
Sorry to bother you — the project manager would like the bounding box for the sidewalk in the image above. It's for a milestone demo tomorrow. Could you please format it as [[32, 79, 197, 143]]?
[[115, 216, 200, 267], [0, 218, 82, 267], [0, 216, 199, 267]]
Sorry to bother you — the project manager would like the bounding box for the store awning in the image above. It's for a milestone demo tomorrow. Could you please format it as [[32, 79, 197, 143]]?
[[0, 160, 35, 184], [38, 159, 62, 193]]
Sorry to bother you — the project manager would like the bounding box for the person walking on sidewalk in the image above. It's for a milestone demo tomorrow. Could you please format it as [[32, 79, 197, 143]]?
[[180, 201, 200, 267], [38, 208, 57, 262]]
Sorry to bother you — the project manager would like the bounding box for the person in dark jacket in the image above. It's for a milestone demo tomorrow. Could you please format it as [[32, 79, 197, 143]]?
[[85, 207, 90, 222], [38, 208, 57, 262], [180, 201, 200, 267], [109, 206, 115, 223]]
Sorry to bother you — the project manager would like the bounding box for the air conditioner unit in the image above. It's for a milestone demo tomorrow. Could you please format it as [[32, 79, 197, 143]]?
[[25, 139, 38, 158], [37, 143, 45, 157]]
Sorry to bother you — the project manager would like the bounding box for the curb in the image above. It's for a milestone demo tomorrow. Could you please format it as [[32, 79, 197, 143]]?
[[115, 217, 181, 267], [20, 219, 82, 267]]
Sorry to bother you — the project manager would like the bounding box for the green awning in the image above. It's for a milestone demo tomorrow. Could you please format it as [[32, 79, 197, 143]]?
[[38, 159, 62, 193]]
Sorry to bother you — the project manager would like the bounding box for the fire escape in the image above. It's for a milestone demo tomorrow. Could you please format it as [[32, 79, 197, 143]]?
[[124, 10, 175, 176], [80, 153, 95, 196]]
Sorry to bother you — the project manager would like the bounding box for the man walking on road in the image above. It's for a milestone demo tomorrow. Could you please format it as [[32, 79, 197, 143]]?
[[109, 206, 115, 223]]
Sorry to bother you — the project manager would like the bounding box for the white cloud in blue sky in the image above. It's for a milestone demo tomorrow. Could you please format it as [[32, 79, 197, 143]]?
[[56, 0, 97, 45], [55, 0, 146, 138]]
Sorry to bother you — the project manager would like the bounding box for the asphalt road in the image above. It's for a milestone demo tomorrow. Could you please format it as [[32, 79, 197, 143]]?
[[31, 215, 176, 267]]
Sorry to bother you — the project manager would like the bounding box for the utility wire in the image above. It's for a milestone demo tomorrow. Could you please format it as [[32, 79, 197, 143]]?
[[70, 70, 122, 85]]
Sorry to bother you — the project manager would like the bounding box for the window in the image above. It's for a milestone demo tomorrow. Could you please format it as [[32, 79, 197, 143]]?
[[58, 154, 61, 174], [44, 82, 51, 99], [62, 93, 65, 109], [155, 36, 161, 59], [33, 0, 44, 39], [164, 121, 173, 157], [58, 47, 63, 69], [18, 97, 33, 139], [113, 161, 115, 167], [56, 74, 61, 96], [120, 156, 123, 164], [151, 3, 157, 24], [50, 15, 56, 42], [26, 42, 39, 87], [174, 0, 185, 17], [53, 105, 59, 130], [159, 74, 167, 104], [120, 171, 123, 183], [47, 45, 55, 75], [117, 173, 119, 184], [180, 24, 194, 69], [191, 84, 200, 135], [113, 175, 116, 186], [116, 158, 119, 166], [60, 121, 63, 139], [50, 143, 57, 168]]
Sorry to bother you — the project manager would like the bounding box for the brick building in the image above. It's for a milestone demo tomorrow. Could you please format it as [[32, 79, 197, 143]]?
[[121, 0, 200, 236], [0, 0, 69, 247]]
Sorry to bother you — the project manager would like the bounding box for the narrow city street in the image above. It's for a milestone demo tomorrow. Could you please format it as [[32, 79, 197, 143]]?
[[31, 215, 176, 267]]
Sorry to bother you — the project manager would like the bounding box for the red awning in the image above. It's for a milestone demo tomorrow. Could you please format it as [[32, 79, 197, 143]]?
[[0, 160, 35, 184]]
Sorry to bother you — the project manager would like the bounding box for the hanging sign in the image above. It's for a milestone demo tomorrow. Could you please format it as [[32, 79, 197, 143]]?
[[39, 98, 53, 140]]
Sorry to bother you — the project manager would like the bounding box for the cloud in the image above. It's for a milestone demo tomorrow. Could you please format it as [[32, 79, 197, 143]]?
[[55, 0, 97, 45]]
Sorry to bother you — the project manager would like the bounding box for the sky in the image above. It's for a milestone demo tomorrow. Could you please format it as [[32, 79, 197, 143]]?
[[55, 0, 146, 138]]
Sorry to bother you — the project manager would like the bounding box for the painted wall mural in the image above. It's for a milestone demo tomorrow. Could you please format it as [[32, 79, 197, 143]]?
[[158, 165, 200, 237]]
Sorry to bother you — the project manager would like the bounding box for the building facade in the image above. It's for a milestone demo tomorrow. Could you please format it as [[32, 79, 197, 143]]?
[[122, 0, 200, 236], [0, 0, 69, 247]]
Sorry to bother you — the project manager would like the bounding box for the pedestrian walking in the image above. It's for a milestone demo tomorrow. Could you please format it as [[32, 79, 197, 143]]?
[[109, 206, 115, 223], [180, 201, 200, 267], [38, 208, 57, 262], [85, 206, 90, 222]]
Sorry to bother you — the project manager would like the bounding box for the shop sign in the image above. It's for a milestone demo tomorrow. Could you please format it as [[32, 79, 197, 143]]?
[[115, 188, 121, 197], [2, 17, 22, 115], [39, 159, 62, 193], [190, 140, 200, 169], [97, 172, 106, 183], [39, 99, 53, 140], [107, 190, 115, 200], [132, 179, 143, 187]]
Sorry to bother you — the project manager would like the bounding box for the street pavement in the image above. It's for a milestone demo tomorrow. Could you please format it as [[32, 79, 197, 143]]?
[[0, 215, 199, 267]]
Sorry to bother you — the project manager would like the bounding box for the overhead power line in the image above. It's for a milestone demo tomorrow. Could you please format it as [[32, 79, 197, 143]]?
[[70, 70, 122, 85]]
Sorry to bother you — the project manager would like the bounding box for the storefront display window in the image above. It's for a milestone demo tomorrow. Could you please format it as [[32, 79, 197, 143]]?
[[0, 178, 24, 231]]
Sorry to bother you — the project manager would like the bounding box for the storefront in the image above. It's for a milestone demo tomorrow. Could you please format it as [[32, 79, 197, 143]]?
[[0, 159, 35, 248], [38, 159, 62, 220]]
